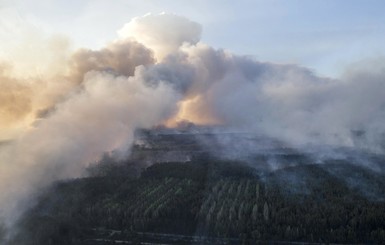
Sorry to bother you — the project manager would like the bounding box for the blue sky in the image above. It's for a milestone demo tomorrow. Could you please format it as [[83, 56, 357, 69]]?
[[1, 0, 385, 77]]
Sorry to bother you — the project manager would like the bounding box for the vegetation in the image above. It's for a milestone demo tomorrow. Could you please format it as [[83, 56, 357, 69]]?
[[4, 130, 385, 244], [7, 156, 385, 244]]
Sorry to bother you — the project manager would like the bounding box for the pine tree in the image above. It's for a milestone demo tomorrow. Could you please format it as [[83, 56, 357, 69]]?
[[263, 202, 269, 222]]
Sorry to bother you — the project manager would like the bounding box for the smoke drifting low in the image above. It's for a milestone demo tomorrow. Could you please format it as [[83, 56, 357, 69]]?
[[1, 13, 385, 229]]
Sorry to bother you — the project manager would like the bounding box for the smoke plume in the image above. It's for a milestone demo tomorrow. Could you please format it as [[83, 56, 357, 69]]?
[[1, 12, 385, 232]]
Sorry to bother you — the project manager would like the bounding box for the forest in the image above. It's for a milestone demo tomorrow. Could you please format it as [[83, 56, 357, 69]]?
[[2, 131, 385, 244], [4, 159, 385, 244]]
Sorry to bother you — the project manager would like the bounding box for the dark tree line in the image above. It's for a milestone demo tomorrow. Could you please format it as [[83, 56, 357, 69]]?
[[6, 158, 385, 244]]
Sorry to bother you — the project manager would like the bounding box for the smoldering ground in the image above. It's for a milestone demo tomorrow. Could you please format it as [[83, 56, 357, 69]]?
[[1, 13, 385, 241]]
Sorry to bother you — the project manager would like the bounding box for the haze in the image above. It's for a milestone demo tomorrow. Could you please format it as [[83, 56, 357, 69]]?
[[1, 0, 385, 233]]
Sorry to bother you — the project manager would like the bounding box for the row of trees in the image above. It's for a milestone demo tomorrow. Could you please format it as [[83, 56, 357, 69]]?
[[7, 160, 385, 244]]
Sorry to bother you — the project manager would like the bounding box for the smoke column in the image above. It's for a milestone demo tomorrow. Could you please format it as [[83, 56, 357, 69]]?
[[1, 13, 385, 230]]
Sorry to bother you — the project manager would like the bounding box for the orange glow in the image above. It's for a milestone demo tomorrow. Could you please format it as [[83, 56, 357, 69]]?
[[164, 96, 222, 127]]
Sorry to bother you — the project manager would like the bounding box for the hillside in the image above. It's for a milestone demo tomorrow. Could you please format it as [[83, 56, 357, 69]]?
[[5, 128, 385, 244]]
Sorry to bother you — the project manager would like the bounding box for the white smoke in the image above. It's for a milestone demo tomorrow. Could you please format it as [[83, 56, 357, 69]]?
[[118, 13, 202, 61], [1, 12, 385, 232], [0, 70, 179, 225], [166, 43, 385, 152]]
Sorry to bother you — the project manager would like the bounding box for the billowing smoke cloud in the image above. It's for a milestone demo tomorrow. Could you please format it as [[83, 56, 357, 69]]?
[[0, 22, 155, 140], [0, 66, 31, 128], [0, 13, 192, 227], [166, 43, 385, 152], [68, 39, 155, 84], [1, 12, 385, 234], [118, 13, 202, 60], [0, 62, 72, 140], [0, 70, 179, 226]]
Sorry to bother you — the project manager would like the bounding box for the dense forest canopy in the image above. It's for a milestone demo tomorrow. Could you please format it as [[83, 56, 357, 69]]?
[[2, 129, 385, 244]]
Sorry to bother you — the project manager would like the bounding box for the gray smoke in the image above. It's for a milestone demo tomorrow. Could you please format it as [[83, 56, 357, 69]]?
[[1, 13, 385, 236]]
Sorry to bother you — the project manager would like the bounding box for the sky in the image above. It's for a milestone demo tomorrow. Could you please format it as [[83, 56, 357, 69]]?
[[1, 0, 385, 228], [1, 0, 385, 77]]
